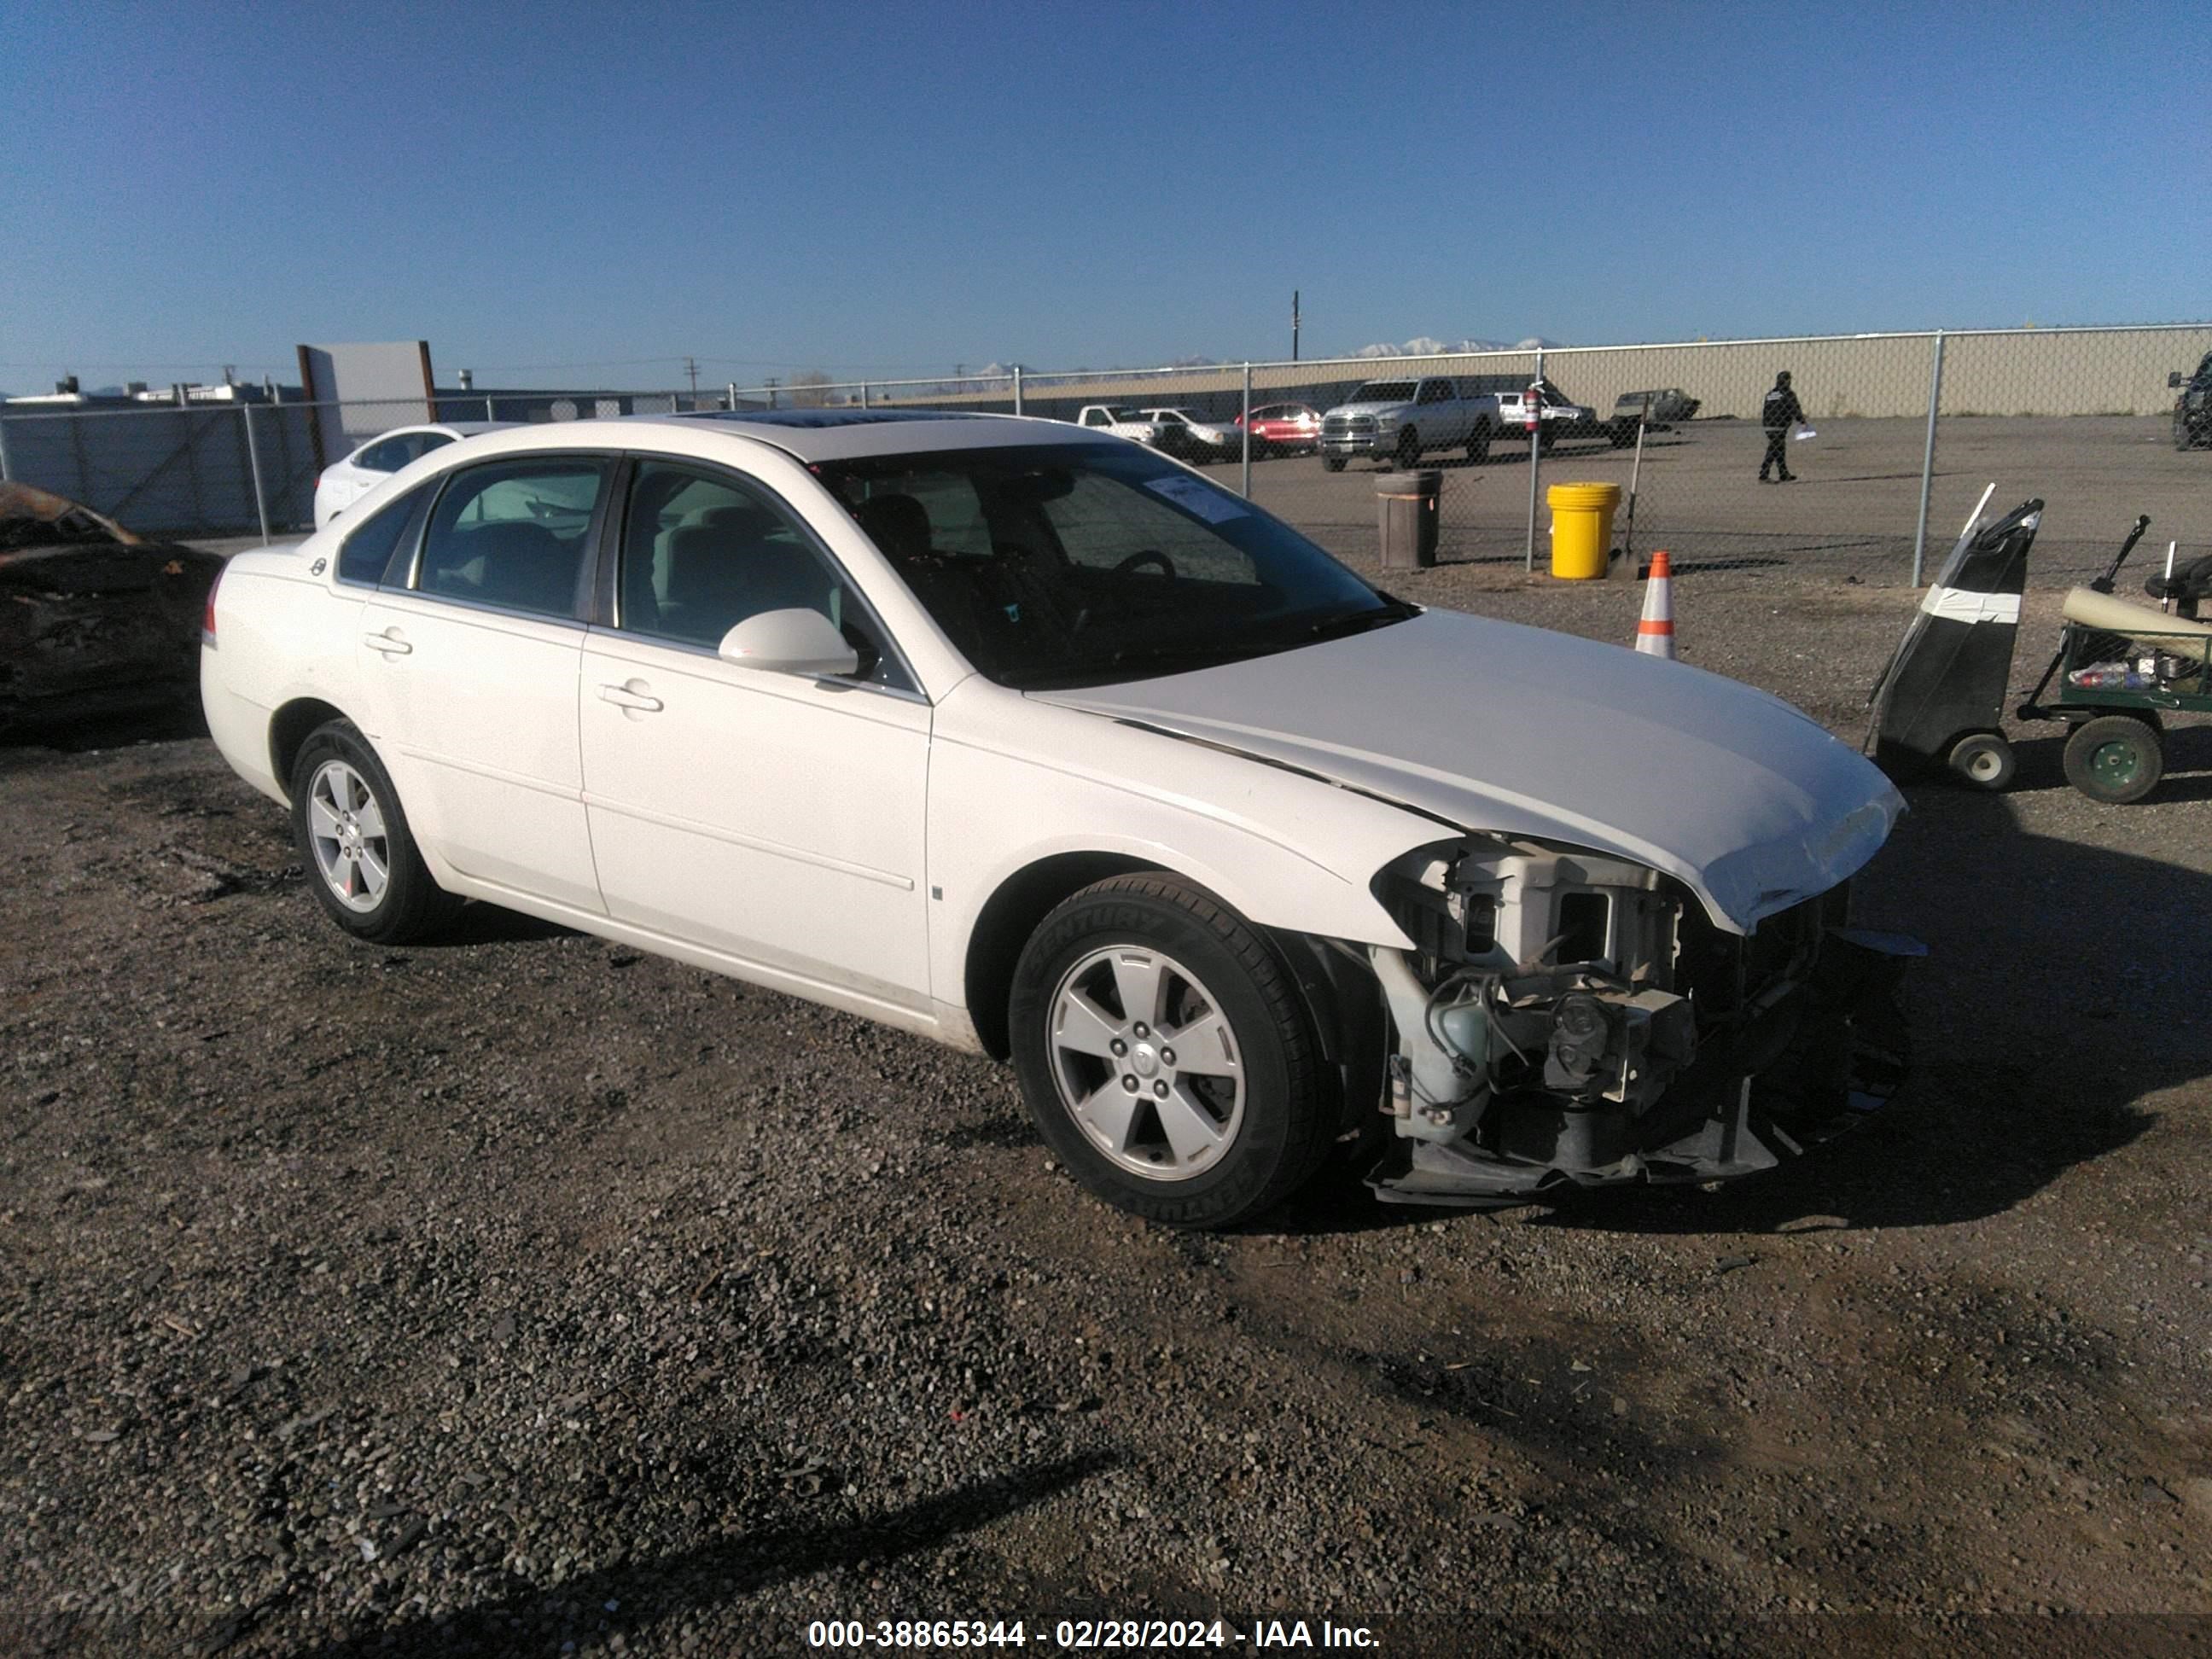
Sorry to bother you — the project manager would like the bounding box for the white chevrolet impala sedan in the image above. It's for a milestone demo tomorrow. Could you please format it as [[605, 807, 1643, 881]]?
[[202, 410, 1914, 1228]]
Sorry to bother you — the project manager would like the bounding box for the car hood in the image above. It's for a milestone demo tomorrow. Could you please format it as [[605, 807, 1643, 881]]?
[[1327, 402, 1412, 418], [1030, 609, 1903, 934]]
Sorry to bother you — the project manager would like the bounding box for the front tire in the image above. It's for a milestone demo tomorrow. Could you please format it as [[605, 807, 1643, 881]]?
[[1322, 456, 1346, 473], [289, 720, 462, 943], [1395, 427, 1421, 469], [1008, 874, 1336, 1230]]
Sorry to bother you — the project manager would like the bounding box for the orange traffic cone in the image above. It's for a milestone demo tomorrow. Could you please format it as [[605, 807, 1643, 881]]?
[[1635, 550, 1676, 659]]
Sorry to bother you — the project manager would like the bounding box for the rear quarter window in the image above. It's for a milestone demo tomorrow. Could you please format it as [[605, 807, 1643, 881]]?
[[335, 486, 427, 586]]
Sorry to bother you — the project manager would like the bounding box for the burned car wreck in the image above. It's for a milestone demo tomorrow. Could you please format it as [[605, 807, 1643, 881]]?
[[1, 482, 225, 735]]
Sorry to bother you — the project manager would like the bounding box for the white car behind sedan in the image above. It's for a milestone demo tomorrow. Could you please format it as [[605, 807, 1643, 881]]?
[[311, 422, 510, 527], [203, 410, 1913, 1230]]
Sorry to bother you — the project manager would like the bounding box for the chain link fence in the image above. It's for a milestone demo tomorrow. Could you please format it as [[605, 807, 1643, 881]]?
[[730, 324, 2209, 589], [4, 326, 2206, 585]]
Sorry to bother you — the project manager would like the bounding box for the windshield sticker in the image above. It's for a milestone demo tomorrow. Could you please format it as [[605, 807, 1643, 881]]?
[[1145, 474, 1248, 523]]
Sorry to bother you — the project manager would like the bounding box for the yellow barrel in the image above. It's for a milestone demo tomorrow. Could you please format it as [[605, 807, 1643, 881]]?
[[1547, 481, 1622, 580]]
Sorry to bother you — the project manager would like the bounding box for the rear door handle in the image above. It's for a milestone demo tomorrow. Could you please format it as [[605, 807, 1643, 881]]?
[[363, 631, 411, 655], [597, 682, 664, 713]]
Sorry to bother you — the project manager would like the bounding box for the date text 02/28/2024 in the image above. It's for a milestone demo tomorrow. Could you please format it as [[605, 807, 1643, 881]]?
[[805, 1619, 1381, 1649]]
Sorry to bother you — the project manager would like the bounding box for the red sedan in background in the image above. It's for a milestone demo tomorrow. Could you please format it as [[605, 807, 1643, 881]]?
[[1233, 402, 1323, 455]]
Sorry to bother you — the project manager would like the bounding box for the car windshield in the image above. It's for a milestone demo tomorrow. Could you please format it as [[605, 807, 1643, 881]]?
[[1349, 381, 1414, 404], [822, 443, 1412, 690]]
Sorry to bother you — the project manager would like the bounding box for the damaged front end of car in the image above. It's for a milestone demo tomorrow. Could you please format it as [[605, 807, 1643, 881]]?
[[1359, 836, 1918, 1204]]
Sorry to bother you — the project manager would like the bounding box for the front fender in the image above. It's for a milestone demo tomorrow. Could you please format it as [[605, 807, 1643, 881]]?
[[927, 682, 1448, 1010]]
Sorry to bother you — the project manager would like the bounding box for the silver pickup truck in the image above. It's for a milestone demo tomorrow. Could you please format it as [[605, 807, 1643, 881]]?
[[1319, 375, 1503, 470]]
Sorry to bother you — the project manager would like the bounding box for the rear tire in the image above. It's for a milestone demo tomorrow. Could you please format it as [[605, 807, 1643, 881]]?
[[289, 720, 463, 944], [1946, 731, 2016, 791], [2063, 714, 2163, 805], [1008, 873, 1336, 1230], [1466, 422, 1492, 463]]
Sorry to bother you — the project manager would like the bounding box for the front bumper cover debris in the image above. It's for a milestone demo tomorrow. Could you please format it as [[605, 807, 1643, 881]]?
[[1366, 928, 1918, 1205]]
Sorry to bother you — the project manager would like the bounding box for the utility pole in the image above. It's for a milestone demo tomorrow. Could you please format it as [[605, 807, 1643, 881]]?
[[684, 356, 699, 399], [1291, 291, 1300, 363], [765, 376, 779, 409]]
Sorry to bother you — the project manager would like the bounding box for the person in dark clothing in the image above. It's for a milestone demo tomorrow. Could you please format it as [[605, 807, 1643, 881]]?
[[1759, 370, 1803, 481]]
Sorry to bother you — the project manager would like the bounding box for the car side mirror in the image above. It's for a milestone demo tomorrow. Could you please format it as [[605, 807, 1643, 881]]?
[[2172, 371, 2186, 388], [716, 608, 859, 677]]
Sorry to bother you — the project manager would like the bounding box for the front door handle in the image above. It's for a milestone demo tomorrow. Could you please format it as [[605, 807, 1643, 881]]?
[[363, 630, 412, 655], [598, 682, 664, 713]]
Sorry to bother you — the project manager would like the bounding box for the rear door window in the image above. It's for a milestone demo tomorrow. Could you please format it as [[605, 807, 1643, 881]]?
[[414, 457, 608, 620]]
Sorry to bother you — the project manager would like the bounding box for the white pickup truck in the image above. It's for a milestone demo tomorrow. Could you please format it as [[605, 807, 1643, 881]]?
[[1074, 405, 1164, 447], [1321, 375, 1602, 469], [1318, 376, 1503, 470]]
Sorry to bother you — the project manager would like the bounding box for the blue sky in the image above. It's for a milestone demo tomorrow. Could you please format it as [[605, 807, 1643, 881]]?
[[3, 1, 2204, 392]]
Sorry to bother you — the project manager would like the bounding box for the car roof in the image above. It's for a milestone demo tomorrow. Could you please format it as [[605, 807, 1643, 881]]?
[[621, 409, 1121, 462]]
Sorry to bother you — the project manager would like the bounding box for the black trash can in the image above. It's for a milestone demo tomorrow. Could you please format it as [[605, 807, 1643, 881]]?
[[1377, 469, 1441, 569]]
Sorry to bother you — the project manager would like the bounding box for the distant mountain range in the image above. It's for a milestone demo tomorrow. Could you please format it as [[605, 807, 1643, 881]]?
[[1353, 336, 1562, 358]]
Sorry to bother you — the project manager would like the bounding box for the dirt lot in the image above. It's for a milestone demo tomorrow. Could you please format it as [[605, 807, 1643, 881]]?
[[3, 551, 2210, 1656], [1238, 415, 2211, 584]]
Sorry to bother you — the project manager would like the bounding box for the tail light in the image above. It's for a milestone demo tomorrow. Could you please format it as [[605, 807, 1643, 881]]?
[[201, 567, 222, 643]]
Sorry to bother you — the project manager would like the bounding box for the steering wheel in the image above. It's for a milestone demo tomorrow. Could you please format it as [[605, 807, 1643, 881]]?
[[1113, 550, 1175, 580]]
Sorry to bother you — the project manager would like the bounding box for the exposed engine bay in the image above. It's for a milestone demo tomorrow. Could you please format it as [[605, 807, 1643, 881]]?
[[1360, 835, 1917, 1203]]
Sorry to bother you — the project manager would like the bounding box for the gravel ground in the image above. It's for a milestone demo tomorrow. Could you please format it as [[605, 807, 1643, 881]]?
[[3, 556, 2209, 1656]]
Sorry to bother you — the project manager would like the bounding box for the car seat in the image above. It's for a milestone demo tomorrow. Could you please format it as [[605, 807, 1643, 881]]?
[[433, 520, 577, 615], [660, 507, 837, 649]]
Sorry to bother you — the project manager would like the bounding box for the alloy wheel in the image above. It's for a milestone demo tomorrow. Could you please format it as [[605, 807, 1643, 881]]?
[[1046, 944, 1245, 1182], [306, 760, 390, 912]]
